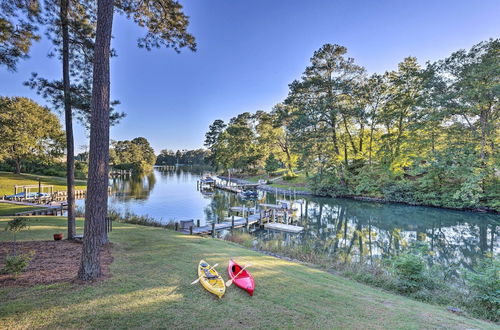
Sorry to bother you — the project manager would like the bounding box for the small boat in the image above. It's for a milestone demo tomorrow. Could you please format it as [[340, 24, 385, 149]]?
[[228, 259, 255, 296], [198, 260, 225, 299], [238, 190, 258, 199]]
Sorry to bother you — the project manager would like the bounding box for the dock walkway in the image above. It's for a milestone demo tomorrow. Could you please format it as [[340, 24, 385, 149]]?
[[178, 210, 304, 236]]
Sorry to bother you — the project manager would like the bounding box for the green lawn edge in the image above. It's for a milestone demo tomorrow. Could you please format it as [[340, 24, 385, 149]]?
[[0, 216, 495, 329]]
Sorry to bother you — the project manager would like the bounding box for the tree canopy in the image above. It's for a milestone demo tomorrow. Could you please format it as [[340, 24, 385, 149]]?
[[110, 137, 156, 173], [205, 39, 500, 211], [0, 96, 64, 173]]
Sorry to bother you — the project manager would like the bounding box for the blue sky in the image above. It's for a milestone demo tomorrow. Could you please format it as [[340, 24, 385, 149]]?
[[0, 0, 499, 153]]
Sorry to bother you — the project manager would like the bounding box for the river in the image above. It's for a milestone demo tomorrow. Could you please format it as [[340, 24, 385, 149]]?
[[79, 168, 499, 270]]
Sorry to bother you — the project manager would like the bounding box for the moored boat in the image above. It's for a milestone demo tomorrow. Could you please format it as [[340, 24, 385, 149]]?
[[228, 259, 255, 296], [198, 260, 225, 298]]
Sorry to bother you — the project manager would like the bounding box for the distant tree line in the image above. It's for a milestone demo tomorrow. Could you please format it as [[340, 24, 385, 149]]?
[[205, 39, 499, 211], [156, 149, 210, 166]]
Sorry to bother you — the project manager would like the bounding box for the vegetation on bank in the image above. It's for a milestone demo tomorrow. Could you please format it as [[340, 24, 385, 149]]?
[[248, 236, 500, 322], [156, 148, 211, 166], [0, 203, 45, 216], [0, 172, 86, 215], [204, 39, 499, 211], [0, 97, 65, 175], [0, 171, 86, 197], [0, 216, 495, 329], [110, 137, 156, 174]]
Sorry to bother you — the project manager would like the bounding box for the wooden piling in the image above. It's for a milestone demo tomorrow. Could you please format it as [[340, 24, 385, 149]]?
[[175, 222, 179, 231], [231, 216, 235, 231], [211, 222, 216, 238], [196, 219, 200, 227], [189, 226, 193, 235]]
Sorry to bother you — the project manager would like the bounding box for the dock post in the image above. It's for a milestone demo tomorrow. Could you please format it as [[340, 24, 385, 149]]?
[[175, 222, 179, 231], [245, 216, 249, 229], [284, 212, 288, 225], [189, 226, 193, 235], [211, 222, 216, 238], [197, 219, 200, 227], [231, 216, 235, 231]]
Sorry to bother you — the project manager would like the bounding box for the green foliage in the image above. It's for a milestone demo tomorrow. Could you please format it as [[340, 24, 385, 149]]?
[[2, 251, 34, 276], [382, 181, 416, 203], [0, 0, 40, 71], [282, 170, 298, 180], [391, 253, 427, 293], [0, 159, 87, 179], [5, 217, 30, 256], [205, 39, 499, 211], [5, 217, 30, 234], [110, 137, 156, 173], [156, 148, 210, 166], [264, 153, 280, 174], [465, 258, 500, 321], [0, 97, 65, 173]]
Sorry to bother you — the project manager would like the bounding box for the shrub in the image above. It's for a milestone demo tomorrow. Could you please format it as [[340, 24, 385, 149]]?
[[465, 258, 500, 321], [5, 217, 30, 255], [2, 251, 34, 276], [382, 181, 416, 203], [391, 253, 427, 293]]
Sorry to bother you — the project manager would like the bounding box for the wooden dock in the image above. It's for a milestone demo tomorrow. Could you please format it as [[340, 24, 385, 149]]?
[[179, 214, 261, 235], [215, 184, 242, 193], [177, 208, 304, 236]]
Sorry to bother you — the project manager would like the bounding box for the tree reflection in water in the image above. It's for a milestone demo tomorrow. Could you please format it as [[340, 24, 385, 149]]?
[[107, 168, 498, 271]]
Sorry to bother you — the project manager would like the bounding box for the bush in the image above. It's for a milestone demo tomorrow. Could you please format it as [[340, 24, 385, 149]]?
[[465, 258, 500, 321], [2, 251, 34, 276], [382, 181, 416, 203], [391, 253, 428, 293]]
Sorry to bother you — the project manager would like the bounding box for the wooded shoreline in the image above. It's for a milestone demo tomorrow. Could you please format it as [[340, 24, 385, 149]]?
[[219, 175, 499, 214]]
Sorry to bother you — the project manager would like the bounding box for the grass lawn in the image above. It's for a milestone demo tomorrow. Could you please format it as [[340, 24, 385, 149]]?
[[244, 172, 312, 192], [0, 171, 86, 196], [0, 172, 86, 215], [0, 217, 495, 329], [0, 203, 46, 216]]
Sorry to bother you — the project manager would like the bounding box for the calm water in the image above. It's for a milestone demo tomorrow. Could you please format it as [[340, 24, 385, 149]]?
[[80, 168, 499, 269]]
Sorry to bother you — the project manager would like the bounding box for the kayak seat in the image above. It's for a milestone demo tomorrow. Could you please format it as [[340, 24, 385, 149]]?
[[203, 268, 218, 279]]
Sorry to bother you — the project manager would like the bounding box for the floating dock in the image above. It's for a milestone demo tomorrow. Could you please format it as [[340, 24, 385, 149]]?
[[177, 210, 304, 236], [264, 223, 304, 233]]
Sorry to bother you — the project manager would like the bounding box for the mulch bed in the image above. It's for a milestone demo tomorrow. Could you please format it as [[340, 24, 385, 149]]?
[[0, 240, 113, 287]]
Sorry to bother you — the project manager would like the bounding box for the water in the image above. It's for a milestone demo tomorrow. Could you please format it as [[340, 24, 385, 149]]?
[[80, 168, 499, 269]]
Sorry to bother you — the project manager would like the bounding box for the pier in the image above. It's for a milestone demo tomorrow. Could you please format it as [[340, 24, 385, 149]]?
[[175, 203, 304, 236]]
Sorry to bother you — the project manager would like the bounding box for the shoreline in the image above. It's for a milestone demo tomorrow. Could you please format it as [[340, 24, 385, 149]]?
[[217, 175, 499, 214]]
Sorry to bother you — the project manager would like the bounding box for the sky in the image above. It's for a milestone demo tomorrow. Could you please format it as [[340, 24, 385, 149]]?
[[0, 0, 499, 153]]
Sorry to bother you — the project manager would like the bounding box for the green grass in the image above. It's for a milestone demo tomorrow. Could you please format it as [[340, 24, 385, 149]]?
[[0, 203, 46, 216], [0, 217, 495, 329], [0, 171, 86, 196], [244, 172, 312, 192]]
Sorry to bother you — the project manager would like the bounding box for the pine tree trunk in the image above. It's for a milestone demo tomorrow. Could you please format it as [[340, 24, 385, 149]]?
[[60, 0, 76, 240], [78, 0, 114, 281]]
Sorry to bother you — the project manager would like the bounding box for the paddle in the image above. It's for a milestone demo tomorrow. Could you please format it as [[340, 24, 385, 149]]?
[[191, 263, 219, 285], [225, 264, 252, 287]]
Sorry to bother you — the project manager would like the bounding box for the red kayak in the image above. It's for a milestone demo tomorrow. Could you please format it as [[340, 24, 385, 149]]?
[[228, 259, 255, 296]]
